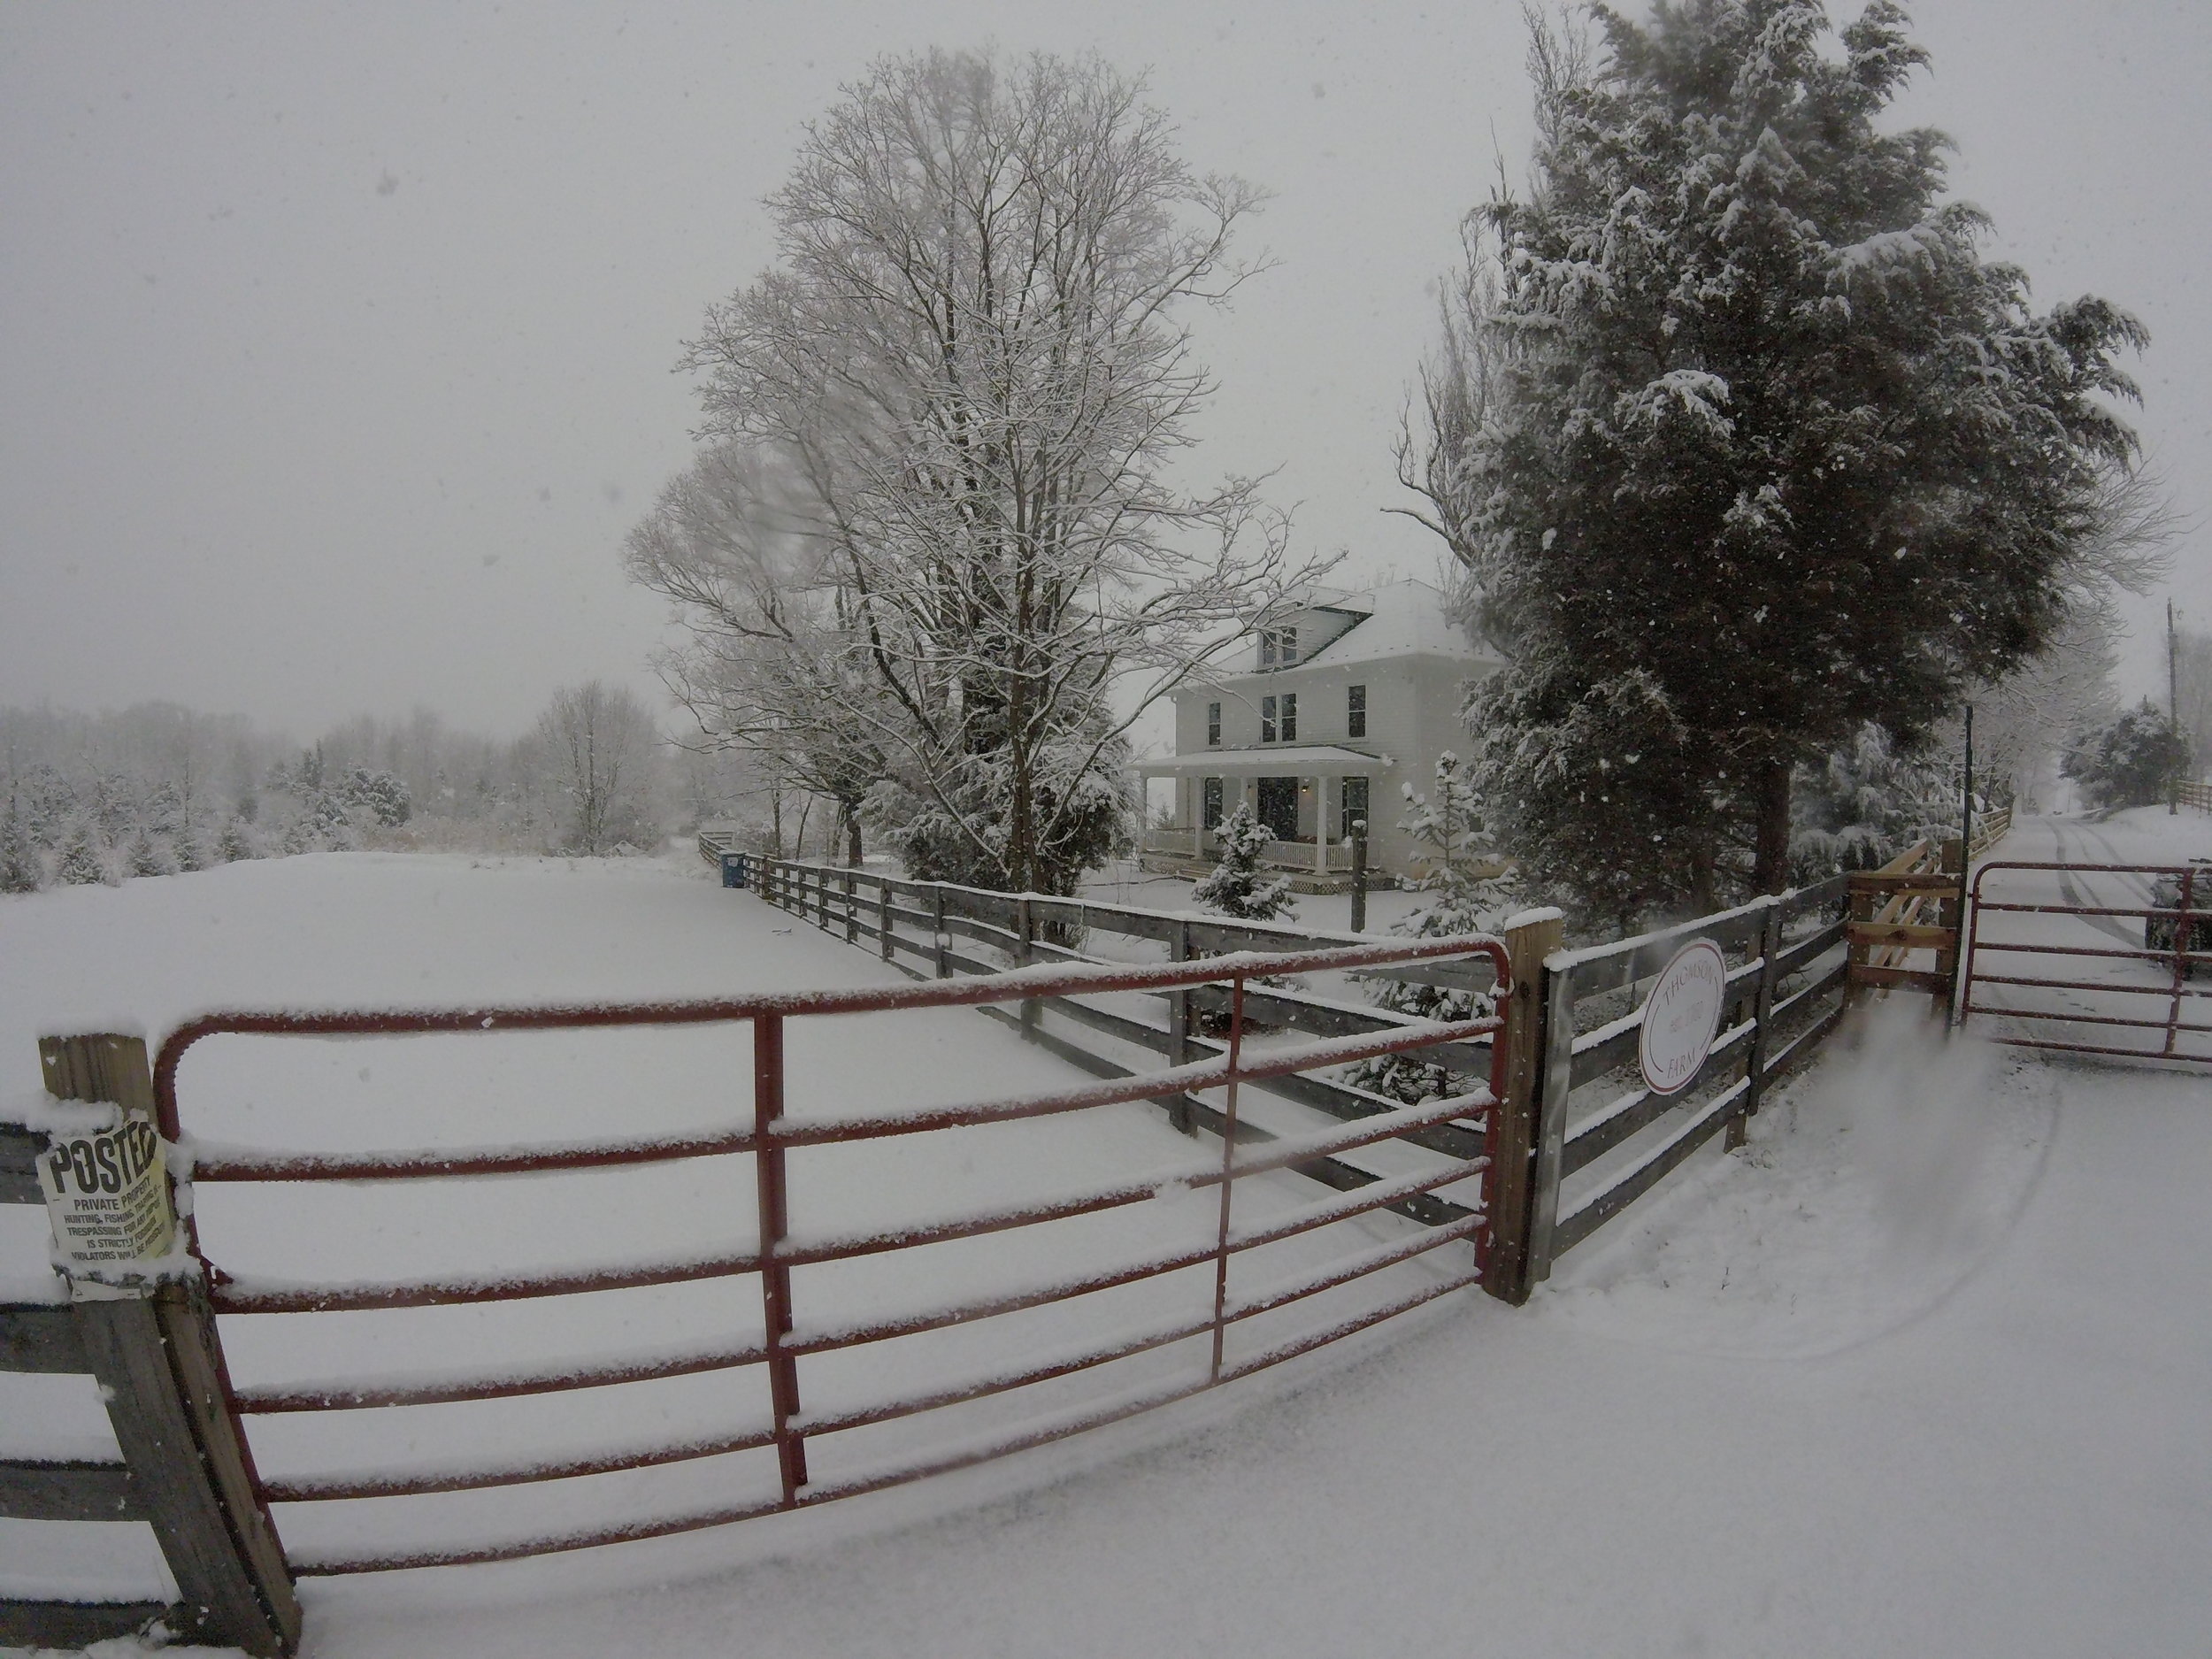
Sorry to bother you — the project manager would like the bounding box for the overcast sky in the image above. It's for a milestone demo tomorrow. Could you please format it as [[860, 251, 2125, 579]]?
[[3, 0, 2205, 743]]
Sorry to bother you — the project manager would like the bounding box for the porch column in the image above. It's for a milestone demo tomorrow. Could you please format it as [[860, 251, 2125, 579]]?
[[1314, 773, 1333, 873]]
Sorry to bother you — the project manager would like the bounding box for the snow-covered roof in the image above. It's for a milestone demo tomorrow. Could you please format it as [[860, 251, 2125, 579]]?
[[1296, 579, 1486, 669]]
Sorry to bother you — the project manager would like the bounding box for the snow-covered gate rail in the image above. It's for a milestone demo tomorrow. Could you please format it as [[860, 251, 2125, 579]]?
[[1961, 861, 2211, 1064], [150, 934, 1506, 1579], [733, 853, 1857, 1302], [734, 849, 1512, 1233]]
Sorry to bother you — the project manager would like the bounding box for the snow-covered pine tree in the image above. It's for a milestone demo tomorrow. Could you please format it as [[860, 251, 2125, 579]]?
[[1408, 0, 2148, 921], [2064, 701, 2191, 810], [341, 766, 412, 828], [126, 832, 173, 879], [55, 821, 107, 886], [1, 803, 42, 894], [1351, 754, 1520, 1106], [1787, 723, 1957, 882], [1193, 803, 1294, 922], [217, 816, 258, 864], [173, 817, 210, 872]]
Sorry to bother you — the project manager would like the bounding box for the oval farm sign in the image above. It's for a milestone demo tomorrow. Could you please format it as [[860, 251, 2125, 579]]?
[[1637, 938, 1728, 1096]]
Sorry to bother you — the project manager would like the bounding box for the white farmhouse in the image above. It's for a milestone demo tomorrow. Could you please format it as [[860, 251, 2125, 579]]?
[[1133, 579, 1502, 887]]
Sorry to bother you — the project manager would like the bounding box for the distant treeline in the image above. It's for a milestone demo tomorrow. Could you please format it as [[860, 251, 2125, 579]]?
[[0, 686, 718, 895]]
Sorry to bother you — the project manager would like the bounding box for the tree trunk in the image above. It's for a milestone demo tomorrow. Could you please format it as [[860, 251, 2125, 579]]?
[[1687, 836, 1717, 918], [844, 808, 863, 869], [1751, 756, 1793, 895]]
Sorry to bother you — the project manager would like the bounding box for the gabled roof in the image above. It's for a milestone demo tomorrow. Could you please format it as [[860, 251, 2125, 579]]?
[[1201, 579, 1491, 687], [1298, 579, 1485, 668]]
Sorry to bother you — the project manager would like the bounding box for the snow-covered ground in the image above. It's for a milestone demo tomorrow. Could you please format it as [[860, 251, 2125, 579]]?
[[6, 821, 2210, 1655]]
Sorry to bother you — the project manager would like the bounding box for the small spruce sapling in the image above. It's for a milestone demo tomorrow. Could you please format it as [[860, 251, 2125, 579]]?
[[55, 822, 109, 887], [217, 817, 258, 864], [1193, 803, 1294, 922], [1351, 754, 1519, 1105]]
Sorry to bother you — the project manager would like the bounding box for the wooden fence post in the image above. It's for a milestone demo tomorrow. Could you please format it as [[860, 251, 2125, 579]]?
[[843, 869, 857, 946], [1016, 895, 1038, 1041], [1168, 917, 1194, 1135], [1486, 910, 1563, 1304], [1729, 897, 1786, 1149], [933, 887, 951, 979], [1348, 825, 1368, 933], [1937, 837, 1965, 1021], [39, 1035, 302, 1657]]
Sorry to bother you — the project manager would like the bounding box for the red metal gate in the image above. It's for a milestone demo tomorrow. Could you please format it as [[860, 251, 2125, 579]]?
[[1961, 861, 2211, 1063], [152, 935, 1506, 1575]]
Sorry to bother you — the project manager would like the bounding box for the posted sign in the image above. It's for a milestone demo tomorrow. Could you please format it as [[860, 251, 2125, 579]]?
[[36, 1113, 176, 1276], [1637, 938, 1727, 1097]]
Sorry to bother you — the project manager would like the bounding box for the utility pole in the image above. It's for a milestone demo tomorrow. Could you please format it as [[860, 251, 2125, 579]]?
[[2170, 598, 2181, 816], [1962, 703, 1975, 864]]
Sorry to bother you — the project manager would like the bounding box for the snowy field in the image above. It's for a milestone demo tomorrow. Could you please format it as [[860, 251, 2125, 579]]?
[[5, 820, 2211, 1656]]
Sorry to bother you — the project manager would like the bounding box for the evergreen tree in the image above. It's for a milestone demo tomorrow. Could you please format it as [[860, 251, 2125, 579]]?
[[125, 832, 173, 879], [173, 818, 210, 872], [1193, 803, 1294, 922], [55, 822, 107, 886], [1413, 0, 2147, 920], [1787, 723, 1957, 881], [341, 767, 412, 828], [2064, 700, 2190, 810], [1351, 755, 1521, 1105], [218, 816, 258, 864], [1, 803, 42, 894]]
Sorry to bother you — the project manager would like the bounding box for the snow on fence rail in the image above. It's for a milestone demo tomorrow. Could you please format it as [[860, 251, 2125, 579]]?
[[726, 847, 1857, 1302], [0, 931, 1505, 1630], [1512, 877, 1853, 1284]]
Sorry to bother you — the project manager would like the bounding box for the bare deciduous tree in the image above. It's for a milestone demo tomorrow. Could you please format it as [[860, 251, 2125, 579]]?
[[652, 47, 1325, 895], [528, 681, 663, 856]]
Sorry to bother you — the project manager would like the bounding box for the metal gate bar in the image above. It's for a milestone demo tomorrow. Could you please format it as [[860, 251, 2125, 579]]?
[[155, 934, 1508, 1574], [1962, 861, 2210, 1062]]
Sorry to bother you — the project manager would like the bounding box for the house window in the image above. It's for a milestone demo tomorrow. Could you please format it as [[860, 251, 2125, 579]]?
[[1260, 632, 1276, 669], [1279, 692, 1298, 742], [1340, 776, 1370, 842], [1347, 683, 1366, 739], [1258, 625, 1300, 668], [1206, 702, 1221, 747], [1202, 777, 1224, 829], [1261, 695, 1277, 744]]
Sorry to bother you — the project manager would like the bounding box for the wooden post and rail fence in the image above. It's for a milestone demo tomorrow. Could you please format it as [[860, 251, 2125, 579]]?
[[709, 836, 1870, 1302]]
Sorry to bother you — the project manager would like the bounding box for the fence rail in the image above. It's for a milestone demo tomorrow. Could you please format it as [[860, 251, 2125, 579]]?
[[1510, 878, 1852, 1290], [147, 928, 1506, 1577]]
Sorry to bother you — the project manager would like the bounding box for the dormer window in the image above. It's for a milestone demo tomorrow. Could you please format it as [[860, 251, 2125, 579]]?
[[1259, 625, 1300, 669]]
